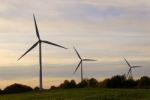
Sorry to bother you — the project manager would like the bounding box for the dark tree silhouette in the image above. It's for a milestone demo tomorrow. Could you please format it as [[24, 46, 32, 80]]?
[[59, 80, 70, 89], [50, 76, 150, 89], [59, 80, 77, 89], [124, 79, 137, 88], [69, 80, 77, 88], [138, 76, 150, 89], [99, 78, 110, 88], [89, 78, 98, 87], [50, 86, 57, 90], [77, 79, 89, 88], [4, 83, 33, 94], [0, 89, 3, 94], [108, 75, 126, 88], [34, 86, 40, 91]]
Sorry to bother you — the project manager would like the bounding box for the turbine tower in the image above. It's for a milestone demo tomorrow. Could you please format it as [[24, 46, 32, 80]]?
[[73, 47, 96, 81], [18, 14, 67, 90], [123, 57, 143, 79]]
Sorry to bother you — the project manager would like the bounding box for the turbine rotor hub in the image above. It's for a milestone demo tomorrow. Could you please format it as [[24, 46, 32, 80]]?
[[39, 40, 42, 43]]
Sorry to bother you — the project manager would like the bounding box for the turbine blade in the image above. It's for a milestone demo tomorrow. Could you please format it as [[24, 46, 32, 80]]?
[[132, 66, 143, 68], [74, 47, 81, 59], [18, 42, 39, 61], [33, 14, 40, 40], [74, 61, 81, 74], [130, 69, 133, 78], [127, 68, 131, 77], [83, 59, 96, 61], [123, 57, 131, 67], [42, 40, 67, 49]]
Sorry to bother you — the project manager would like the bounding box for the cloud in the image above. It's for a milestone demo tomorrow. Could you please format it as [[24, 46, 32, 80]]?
[[0, 0, 150, 34]]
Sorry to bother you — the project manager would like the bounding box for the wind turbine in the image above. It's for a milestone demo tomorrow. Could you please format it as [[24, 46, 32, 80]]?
[[18, 14, 67, 90], [73, 47, 96, 81], [123, 57, 143, 79]]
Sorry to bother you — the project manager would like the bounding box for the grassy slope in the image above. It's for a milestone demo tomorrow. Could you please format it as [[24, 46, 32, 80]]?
[[0, 88, 149, 100]]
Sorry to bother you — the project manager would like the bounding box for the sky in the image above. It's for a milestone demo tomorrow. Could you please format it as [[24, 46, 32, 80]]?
[[0, 0, 150, 89]]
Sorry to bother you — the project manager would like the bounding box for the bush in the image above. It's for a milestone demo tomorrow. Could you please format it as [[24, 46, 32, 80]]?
[[89, 78, 98, 87], [99, 75, 127, 88], [138, 76, 150, 89], [45, 76, 150, 90], [59, 80, 77, 89], [63, 80, 70, 88], [77, 79, 89, 88], [0, 89, 3, 94], [124, 79, 137, 88], [4, 83, 33, 94], [99, 78, 110, 88], [34, 86, 40, 91], [69, 80, 77, 88], [50, 86, 57, 90], [108, 75, 126, 88]]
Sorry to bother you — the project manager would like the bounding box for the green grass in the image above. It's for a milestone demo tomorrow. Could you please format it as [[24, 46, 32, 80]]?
[[0, 88, 149, 100]]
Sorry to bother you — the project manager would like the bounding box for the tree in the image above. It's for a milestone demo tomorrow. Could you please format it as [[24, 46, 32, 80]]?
[[34, 86, 40, 91], [109, 75, 126, 88], [59, 80, 70, 89], [89, 78, 98, 87], [4, 83, 33, 94], [124, 79, 137, 88], [138, 76, 150, 89], [99, 78, 110, 88], [77, 79, 89, 88], [50, 86, 57, 90], [69, 80, 77, 88], [0, 89, 3, 94]]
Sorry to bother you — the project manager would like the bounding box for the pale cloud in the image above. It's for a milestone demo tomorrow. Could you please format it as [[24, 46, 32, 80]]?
[[0, 0, 150, 34]]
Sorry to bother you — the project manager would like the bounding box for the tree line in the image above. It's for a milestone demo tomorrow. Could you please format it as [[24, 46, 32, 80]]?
[[0, 75, 149, 94], [52, 75, 150, 89]]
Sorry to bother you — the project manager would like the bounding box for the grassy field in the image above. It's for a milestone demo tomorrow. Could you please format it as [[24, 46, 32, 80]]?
[[0, 88, 149, 100]]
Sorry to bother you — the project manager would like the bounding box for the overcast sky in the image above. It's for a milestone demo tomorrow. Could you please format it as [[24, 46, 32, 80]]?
[[0, 0, 150, 89]]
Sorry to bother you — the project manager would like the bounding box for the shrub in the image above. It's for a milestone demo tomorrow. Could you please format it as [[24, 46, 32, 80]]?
[[59, 80, 70, 89], [69, 80, 77, 88], [48, 76, 150, 89], [109, 75, 126, 88], [50, 86, 57, 90], [124, 79, 137, 88], [63, 80, 70, 88], [0, 89, 3, 94], [34, 86, 40, 91], [138, 76, 150, 89], [77, 79, 89, 88], [4, 83, 33, 94], [89, 78, 98, 87], [99, 78, 110, 88]]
